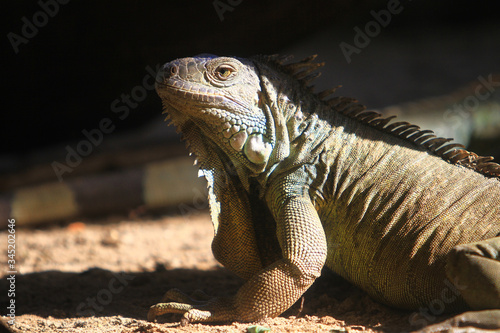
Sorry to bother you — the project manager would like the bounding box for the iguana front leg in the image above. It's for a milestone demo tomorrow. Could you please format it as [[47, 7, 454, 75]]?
[[416, 236, 500, 332], [232, 195, 328, 320], [148, 194, 327, 323]]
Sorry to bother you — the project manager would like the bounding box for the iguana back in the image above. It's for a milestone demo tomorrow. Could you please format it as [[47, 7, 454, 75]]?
[[308, 108, 500, 309]]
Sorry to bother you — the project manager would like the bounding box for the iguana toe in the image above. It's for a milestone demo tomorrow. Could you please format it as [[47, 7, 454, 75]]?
[[149, 288, 235, 323], [148, 301, 194, 322], [148, 300, 231, 323]]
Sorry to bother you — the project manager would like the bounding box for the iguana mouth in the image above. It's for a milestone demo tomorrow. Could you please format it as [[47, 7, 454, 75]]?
[[165, 80, 224, 102], [157, 76, 269, 150], [159, 81, 266, 136]]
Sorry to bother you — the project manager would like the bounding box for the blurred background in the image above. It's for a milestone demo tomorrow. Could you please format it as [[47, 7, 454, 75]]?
[[2, 0, 500, 226]]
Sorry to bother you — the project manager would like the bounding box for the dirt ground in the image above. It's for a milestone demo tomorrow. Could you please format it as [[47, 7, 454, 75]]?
[[1, 211, 453, 333]]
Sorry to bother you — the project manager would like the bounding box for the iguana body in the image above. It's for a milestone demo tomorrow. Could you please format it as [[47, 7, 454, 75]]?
[[150, 54, 500, 330]]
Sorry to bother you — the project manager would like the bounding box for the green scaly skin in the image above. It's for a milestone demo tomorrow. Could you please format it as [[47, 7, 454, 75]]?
[[149, 54, 500, 331]]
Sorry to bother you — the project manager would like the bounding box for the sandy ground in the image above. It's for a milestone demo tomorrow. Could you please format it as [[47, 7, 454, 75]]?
[[0, 211, 452, 333]]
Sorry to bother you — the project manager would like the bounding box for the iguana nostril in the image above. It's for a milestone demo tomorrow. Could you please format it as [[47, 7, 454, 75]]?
[[161, 63, 178, 78], [170, 64, 178, 75], [156, 63, 179, 84]]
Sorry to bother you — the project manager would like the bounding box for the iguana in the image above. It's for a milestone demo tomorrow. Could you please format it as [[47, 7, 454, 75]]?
[[148, 54, 500, 331]]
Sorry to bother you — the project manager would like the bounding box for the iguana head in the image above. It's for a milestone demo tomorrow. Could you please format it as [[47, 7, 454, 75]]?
[[156, 55, 279, 175]]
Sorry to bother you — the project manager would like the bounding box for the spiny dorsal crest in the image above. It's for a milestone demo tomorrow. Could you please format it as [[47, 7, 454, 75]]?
[[258, 54, 500, 179]]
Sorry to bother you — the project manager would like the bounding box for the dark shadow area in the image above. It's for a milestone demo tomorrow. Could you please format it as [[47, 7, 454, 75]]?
[[0, 265, 451, 332], [3, 0, 500, 158], [0, 267, 242, 321]]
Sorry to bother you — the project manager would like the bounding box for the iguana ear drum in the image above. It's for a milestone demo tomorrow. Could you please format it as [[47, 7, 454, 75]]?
[[243, 133, 272, 165]]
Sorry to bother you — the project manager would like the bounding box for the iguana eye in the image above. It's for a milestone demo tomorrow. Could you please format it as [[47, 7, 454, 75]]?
[[215, 65, 236, 80], [205, 58, 242, 87]]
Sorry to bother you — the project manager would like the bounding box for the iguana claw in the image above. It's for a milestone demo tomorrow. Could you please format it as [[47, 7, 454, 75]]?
[[147, 288, 227, 323], [147, 302, 212, 323]]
